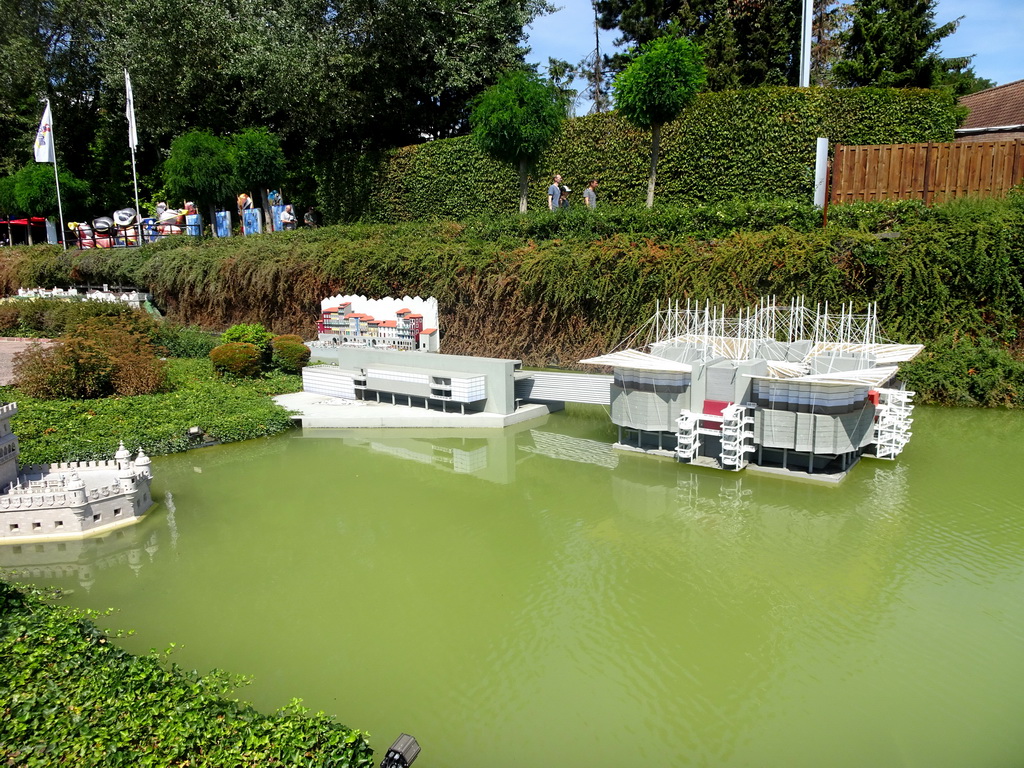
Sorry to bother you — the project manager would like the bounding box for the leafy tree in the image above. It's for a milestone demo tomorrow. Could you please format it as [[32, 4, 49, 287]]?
[[233, 128, 286, 226], [334, 0, 554, 147], [733, 0, 802, 86], [12, 162, 89, 220], [596, 0, 802, 89], [0, 175, 16, 215], [810, 0, 850, 86], [612, 34, 705, 207], [832, 0, 967, 88], [163, 130, 235, 223], [547, 58, 581, 116], [0, 175, 16, 245], [939, 64, 995, 98], [470, 70, 566, 213], [0, 0, 105, 180], [0, 0, 43, 177]]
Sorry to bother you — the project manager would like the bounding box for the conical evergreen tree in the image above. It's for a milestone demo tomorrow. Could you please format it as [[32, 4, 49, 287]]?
[[833, 0, 965, 88]]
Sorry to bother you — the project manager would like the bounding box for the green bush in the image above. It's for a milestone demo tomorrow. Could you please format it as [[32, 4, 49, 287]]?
[[0, 580, 374, 768], [272, 340, 311, 374], [272, 333, 306, 345], [157, 323, 219, 358], [221, 322, 273, 354], [0, 303, 21, 334], [210, 342, 263, 378], [900, 334, 1024, 407], [13, 317, 168, 399]]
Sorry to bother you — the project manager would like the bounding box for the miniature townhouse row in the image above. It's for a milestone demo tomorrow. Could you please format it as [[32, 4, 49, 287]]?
[[318, 303, 439, 352]]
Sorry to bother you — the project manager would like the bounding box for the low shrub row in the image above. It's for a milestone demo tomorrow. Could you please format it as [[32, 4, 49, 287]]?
[[0, 580, 374, 767]]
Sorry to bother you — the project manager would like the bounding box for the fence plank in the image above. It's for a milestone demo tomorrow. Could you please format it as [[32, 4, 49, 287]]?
[[831, 139, 1024, 204]]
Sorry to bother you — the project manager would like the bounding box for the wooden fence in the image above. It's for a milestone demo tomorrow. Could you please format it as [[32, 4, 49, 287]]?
[[829, 139, 1024, 205]]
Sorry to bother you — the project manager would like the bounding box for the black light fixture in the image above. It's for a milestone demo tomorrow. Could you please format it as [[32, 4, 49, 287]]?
[[380, 733, 420, 768]]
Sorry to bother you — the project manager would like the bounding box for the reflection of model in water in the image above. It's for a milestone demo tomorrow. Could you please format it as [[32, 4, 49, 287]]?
[[0, 524, 163, 593]]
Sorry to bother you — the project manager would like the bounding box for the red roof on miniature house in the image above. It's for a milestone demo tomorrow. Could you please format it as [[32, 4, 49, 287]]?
[[323, 306, 339, 312], [379, 320, 398, 327], [396, 308, 411, 315], [407, 314, 423, 319], [419, 328, 438, 335]]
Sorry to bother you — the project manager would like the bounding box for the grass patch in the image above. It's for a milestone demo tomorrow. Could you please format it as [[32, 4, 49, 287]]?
[[5, 358, 302, 465]]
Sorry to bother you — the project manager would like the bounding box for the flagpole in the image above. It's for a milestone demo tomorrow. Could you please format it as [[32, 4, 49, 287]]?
[[44, 101, 67, 251], [125, 70, 142, 238]]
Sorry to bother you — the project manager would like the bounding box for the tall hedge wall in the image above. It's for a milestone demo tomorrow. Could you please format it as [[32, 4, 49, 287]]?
[[325, 87, 958, 223], [2, 196, 1022, 406]]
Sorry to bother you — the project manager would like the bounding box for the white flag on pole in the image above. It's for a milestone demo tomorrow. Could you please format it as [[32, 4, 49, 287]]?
[[125, 69, 138, 150], [34, 101, 55, 163]]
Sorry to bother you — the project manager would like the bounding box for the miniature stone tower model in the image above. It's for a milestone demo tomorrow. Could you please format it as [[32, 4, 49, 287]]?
[[0, 401, 156, 542], [0, 403, 20, 490]]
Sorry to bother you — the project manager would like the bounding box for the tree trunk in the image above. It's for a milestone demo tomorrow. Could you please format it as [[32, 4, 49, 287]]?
[[261, 188, 273, 231], [209, 204, 219, 237], [519, 159, 529, 214], [647, 122, 661, 209], [26, 220, 33, 246]]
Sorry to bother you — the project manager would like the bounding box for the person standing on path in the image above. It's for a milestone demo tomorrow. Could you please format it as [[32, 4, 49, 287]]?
[[547, 174, 562, 210], [583, 179, 598, 209]]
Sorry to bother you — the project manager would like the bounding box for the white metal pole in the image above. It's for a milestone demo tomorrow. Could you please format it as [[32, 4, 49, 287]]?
[[130, 147, 141, 242], [48, 133, 66, 251], [799, 0, 813, 87]]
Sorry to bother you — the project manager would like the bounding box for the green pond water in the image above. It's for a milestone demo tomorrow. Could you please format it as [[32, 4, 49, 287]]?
[[4, 405, 1024, 767]]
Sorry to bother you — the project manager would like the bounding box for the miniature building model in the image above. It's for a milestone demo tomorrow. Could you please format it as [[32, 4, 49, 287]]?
[[580, 298, 922, 477], [0, 403, 155, 542], [315, 294, 439, 352], [305, 346, 523, 415]]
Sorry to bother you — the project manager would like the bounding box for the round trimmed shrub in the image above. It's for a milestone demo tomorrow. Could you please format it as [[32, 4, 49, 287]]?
[[271, 340, 310, 373], [221, 323, 272, 354], [210, 342, 262, 378]]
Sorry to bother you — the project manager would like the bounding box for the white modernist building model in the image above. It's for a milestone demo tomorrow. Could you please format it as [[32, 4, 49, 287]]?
[[0, 402, 155, 542], [580, 297, 922, 477]]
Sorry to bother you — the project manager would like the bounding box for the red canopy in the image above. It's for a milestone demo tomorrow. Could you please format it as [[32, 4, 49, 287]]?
[[1, 217, 47, 226]]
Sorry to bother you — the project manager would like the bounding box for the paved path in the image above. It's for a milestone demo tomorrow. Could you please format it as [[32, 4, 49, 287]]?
[[0, 338, 55, 386]]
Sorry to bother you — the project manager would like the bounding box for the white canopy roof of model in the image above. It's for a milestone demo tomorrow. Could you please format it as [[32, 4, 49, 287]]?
[[579, 349, 693, 373], [747, 366, 900, 387]]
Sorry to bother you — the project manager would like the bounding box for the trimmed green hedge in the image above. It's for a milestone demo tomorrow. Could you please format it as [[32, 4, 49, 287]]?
[[328, 87, 958, 222], [0, 580, 374, 767], [2, 196, 1022, 406]]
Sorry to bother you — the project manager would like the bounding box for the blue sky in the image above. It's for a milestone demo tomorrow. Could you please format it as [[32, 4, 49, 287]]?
[[524, 0, 1023, 113]]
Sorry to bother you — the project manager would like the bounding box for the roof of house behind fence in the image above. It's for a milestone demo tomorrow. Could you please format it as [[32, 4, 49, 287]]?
[[960, 78, 1024, 129]]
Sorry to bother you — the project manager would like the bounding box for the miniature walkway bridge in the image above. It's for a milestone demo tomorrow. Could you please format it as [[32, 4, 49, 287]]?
[[517, 372, 613, 405]]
